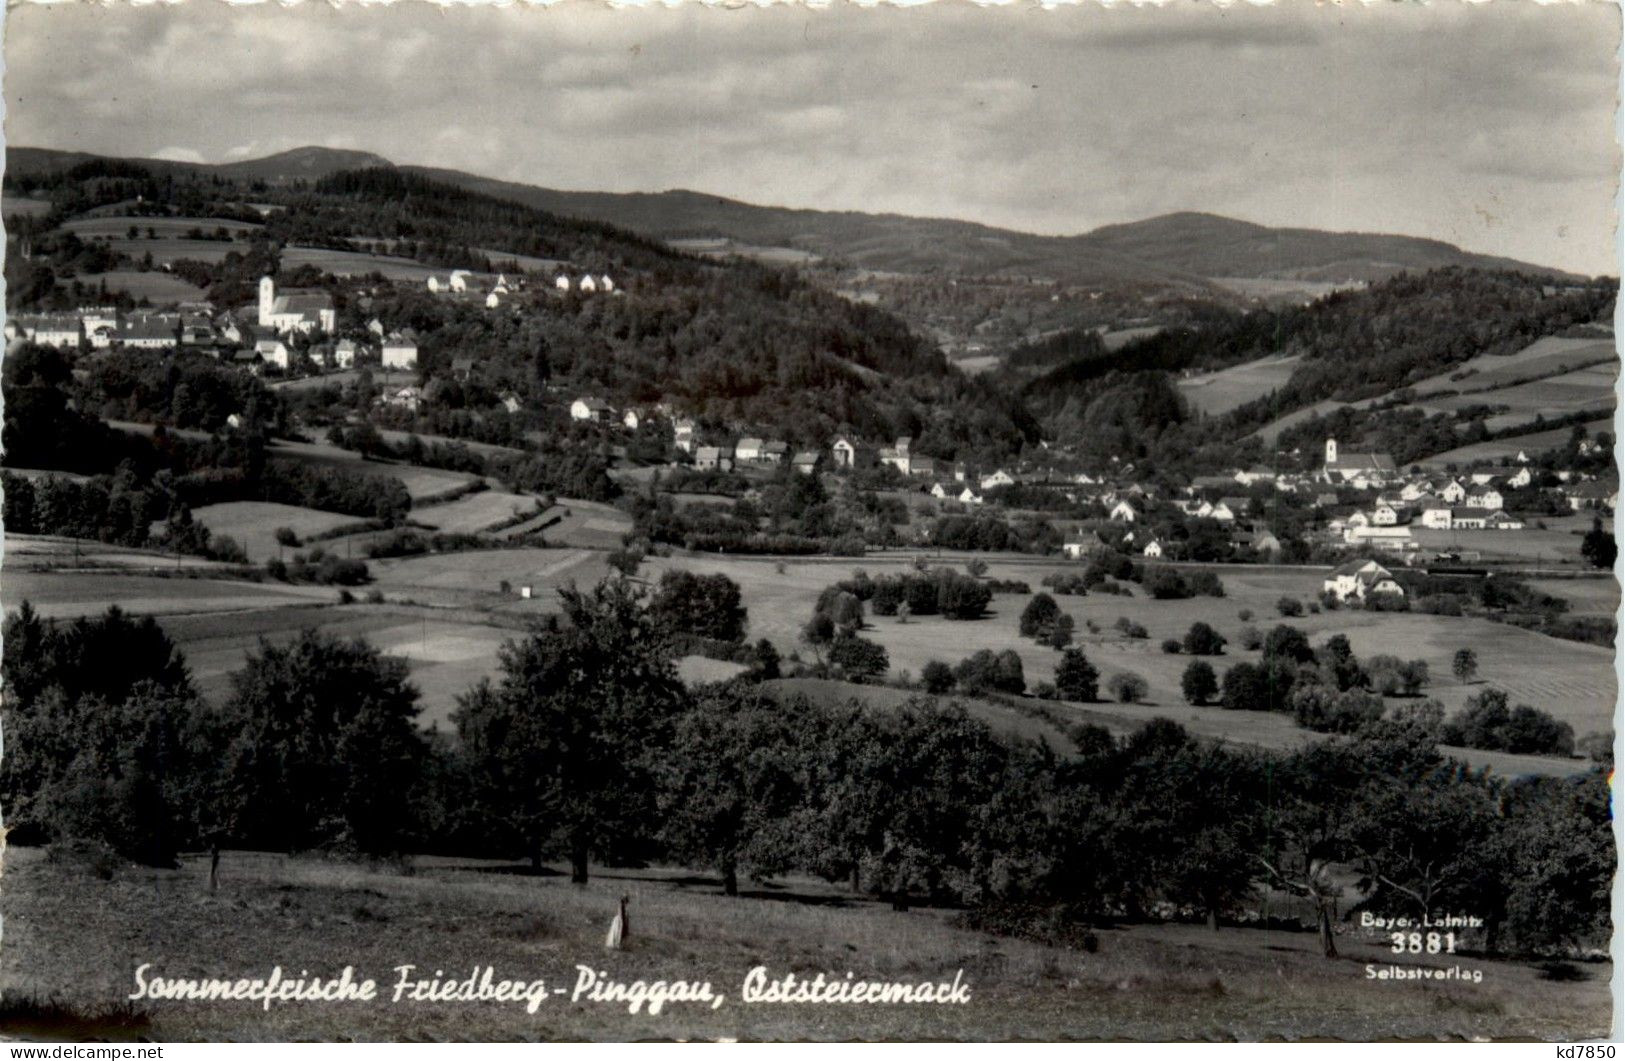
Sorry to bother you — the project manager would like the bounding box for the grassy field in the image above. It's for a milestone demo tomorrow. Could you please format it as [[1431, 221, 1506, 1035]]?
[[61, 216, 262, 239], [90, 269, 207, 303], [640, 554, 1617, 756], [265, 438, 481, 502], [1, 847, 1608, 1041], [412, 490, 541, 535], [0, 569, 332, 620], [1430, 363, 1617, 428], [281, 245, 445, 282], [1408, 513, 1597, 564], [193, 501, 371, 562], [1405, 337, 1616, 397], [1420, 417, 1614, 467], [1178, 355, 1302, 417], [1523, 576, 1620, 618], [3, 193, 54, 218]]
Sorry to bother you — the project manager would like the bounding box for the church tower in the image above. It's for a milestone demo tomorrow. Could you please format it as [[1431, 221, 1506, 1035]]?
[[1325, 438, 1338, 466], [258, 276, 275, 327]]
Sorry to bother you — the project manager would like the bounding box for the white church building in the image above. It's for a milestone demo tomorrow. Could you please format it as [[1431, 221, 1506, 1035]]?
[[259, 276, 336, 336]]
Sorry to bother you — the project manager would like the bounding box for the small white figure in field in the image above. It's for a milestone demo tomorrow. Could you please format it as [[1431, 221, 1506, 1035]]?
[[605, 894, 630, 950]]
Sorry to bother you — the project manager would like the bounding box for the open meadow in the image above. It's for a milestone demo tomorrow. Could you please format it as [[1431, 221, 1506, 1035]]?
[[1420, 417, 1614, 467], [89, 269, 207, 302], [412, 489, 542, 535], [193, 501, 373, 562], [1178, 355, 1302, 418], [1, 846, 1608, 1042], [640, 553, 1617, 762]]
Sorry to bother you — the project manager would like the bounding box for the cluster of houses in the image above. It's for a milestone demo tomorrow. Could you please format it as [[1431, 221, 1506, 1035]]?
[[3, 277, 431, 380]]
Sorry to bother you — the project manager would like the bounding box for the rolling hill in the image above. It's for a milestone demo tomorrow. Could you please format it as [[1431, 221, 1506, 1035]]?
[[7, 145, 1579, 288]]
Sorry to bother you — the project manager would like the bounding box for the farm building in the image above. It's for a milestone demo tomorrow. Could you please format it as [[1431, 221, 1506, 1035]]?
[[6, 313, 83, 348], [1342, 524, 1414, 551], [254, 337, 292, 369], [571, 397, 615, 423], [1323, 558, 1405, 601], [118, 316, 180, 350], [695, 446, 734, 472], [830, 436, 876, 469]]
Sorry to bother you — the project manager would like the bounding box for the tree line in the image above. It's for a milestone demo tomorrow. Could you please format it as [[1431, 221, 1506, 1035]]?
[[2, 579, 1610, 960]]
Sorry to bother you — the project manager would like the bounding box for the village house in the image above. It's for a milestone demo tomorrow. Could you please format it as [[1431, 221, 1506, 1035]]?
[[1439, 479, 1468, 504], [694, 445, 734, 472], [830, 436, 876, 470], [1218, 497, 1252, 522], [735, 437, 766, 462], [1343, 524, 1414, 551], [879, 437, 914, 475], [980, 469, 1016, 491], [1250, 529, 1283, 557], [385, 386, 423, 412], [367, 318, 386, 337], [118, 316, 180, 351], [332, 339, 359, 369], [1234, 465, 1277, 486], [258, 276, 335, 336], [1419, 501, 1454, 530], [792, 451, 822, 476], [570, 397, 615, 423], [382, 332, 419, 370], [1447, 508, 1489, 530], [674, 419, 697, 454], [1464, 484, 1505, 510], [758, 440, 790, 465], [1485, 510, 1526, 531], [1372, 501, 1412, 526], [1566, 480, 1618, 512], [1109, 499, 1139, 523], [499, 392, 523, 414], [930, 482, 951, 500], [254, 336, 292, 369], [622, 409, 642, 431], [1142, 539, 1165, 558], [5, 313, 83, 348], [554, 275, 572, 292], [909, 456, 938, 479], [1323, 558, 1406, 602], [958, 487, 984, 505]]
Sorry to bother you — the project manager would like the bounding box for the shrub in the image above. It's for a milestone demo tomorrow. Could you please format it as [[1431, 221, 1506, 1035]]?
[[1238, 609, 1253, 622], [955, 649, 1025, 695], [921, 660, 955, 694], [1276, 596, 1304, 618], [1181, 660, 1219, 705], [1221, 662, 1266, 710], [1019, 593, 1062, 638], [1107, 671, 1149, 704], [1054, 649, 1100, 702], [1161, 638, 1183, 655], [828, 635, 890, 683], [1182, 622, 1227, 656], [274, 526, 301, 548], [1262, 624, 1314, 664], [1115, 617, 1148, 639], [1238, 625, 1263, 651]]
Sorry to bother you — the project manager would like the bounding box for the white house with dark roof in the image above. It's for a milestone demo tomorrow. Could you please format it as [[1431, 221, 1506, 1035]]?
[[381, 332, 418, 370], [570, 397, 614, 423]]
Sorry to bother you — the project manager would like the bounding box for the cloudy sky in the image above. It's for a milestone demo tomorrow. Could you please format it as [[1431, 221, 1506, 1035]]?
[[4, 1, 1618, 275]]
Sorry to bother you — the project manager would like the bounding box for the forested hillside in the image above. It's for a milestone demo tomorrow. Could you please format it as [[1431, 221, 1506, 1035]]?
[[1020, 268, 1613, 461]]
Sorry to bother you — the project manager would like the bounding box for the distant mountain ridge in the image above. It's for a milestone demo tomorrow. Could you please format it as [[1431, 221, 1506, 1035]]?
[[5, 145, 1579, 283]]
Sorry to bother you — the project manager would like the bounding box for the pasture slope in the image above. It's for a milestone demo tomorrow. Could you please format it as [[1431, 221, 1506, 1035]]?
[[0, 846, 1608, 1041]]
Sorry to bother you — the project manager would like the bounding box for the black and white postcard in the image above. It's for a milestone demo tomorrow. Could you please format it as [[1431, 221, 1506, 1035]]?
[[0, 0, 1618, 1044]]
